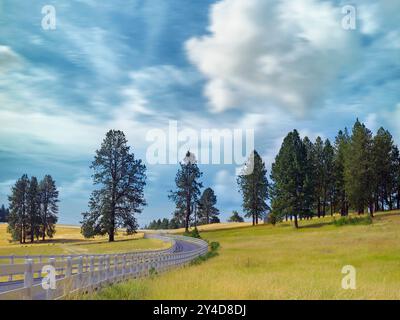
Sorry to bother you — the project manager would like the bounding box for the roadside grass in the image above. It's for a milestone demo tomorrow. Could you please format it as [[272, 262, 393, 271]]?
[[88, 210, 400, 300]]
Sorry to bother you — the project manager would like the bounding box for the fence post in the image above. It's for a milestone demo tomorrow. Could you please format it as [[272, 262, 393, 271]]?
[[8, 255, 14, 282], [113, 255, 118, 279], [105, 255, 110, 282], [122, 254, 127, 278], [89, 256, 95, 289], [78, 256, 83, 289], [23, 259, 34, 300], [97, 256, 103, 283], [66, 257, 72, 278]]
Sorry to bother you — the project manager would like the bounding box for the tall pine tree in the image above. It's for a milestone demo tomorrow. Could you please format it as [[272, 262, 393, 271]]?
[[169, 151, 203, 232], [345, 120, 375, 216], [237, 150, 269, 226], [81, 130, 147, 242], [39, 175, 59, 240], [198, 187, 219, 225]]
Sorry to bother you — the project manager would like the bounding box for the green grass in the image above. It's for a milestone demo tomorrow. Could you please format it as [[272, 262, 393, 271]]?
[[88, 211, 400, 300]]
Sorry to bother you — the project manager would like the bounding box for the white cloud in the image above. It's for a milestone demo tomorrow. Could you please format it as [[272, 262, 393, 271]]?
[[0, 45, 22, 73], [186, 0, 360, 115], [213, 169, 241, 205]]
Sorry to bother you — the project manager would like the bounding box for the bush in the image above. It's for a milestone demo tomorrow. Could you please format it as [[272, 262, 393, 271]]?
[[190, 241, 220, 266], [333, 215, 373, 226], [184, 227, 201, 239]]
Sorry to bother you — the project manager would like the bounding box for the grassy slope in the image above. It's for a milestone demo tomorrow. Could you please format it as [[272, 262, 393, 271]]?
[[0, 224, 169, 257], [91, 211, 400, 300]]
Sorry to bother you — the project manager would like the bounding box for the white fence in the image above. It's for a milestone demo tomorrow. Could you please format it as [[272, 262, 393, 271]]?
[[0, 234, 208, 300]]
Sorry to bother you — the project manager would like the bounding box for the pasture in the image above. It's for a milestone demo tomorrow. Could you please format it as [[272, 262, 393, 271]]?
[[90, 211, 400, 300]]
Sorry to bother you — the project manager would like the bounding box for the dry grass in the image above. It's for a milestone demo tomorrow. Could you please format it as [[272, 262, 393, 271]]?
[[91, 211, 400, 300], [0, 224, 169, 257]]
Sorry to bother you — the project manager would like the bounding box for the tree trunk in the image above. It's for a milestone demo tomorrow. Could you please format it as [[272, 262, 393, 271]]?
[[294, 214, 298, 228], [317, 198, 321, 218], [252, 214, 255, 226], [369, 201, 374, 218]]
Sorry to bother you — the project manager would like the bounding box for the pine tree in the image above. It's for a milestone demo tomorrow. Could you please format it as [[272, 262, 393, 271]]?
[[81, 130, 147, 242], [303, 136, 317, 219], [345, 120, 375, 216], [333, 129, 350, 216], [237, 150, 269, 226], [314, 137, 325, 217], [0, 205, 8, 222], [169, 151, 203, 232], [392, 145, 400, 209], [270, 130, 311, 228], [39, 175, 59, 240], [198, 187, 219, 225], [8, 174, 30, 243], [372, 127, 395, 211], [323, 139, 335, 216], [27, 176, 40, 242], [227, 210, 244, 222]]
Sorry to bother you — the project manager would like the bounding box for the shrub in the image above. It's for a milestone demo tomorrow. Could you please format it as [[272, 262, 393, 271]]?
[[333, 215, 373, 226], [190, 241, 220, 266], [184, 227, 201, 239]]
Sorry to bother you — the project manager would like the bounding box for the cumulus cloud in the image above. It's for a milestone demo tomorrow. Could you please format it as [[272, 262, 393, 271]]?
[[186, 0, 359, 115], [186, 0, 400, 117]]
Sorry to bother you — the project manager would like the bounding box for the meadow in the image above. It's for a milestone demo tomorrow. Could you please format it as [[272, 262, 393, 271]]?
[[0, 224, 169, 258], [90, 211, 400, 300]]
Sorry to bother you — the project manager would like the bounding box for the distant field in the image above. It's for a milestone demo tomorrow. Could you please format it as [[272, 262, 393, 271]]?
[[146, 222, 254, 234], [91, 211, 400, 300], [0, 224, 169, 257]]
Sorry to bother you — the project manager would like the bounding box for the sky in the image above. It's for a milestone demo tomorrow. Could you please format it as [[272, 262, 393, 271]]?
[[0, 0, 399, 226]]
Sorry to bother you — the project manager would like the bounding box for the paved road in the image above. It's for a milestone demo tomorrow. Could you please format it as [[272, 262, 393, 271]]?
[[0, 238, 202, 295]]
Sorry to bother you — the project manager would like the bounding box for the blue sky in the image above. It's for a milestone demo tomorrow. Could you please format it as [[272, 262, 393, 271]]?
[[0, 0, 399, 226]]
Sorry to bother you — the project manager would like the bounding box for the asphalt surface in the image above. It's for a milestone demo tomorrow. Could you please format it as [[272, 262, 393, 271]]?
[[0, 239, 202, 296]]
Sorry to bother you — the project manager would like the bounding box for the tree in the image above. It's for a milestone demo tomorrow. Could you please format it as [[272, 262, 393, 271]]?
[[197, 187, 219, 225], [392, 145, 400, 209], [345, 120, 375, 216], [228, 210, 244, 222], [161, 218, 169, 229], [323, 139, 335, 216], [39, 175, 59, 240], [8, 175, 30, 243], [372, 128, 395, 211], [333, 129, 350, 216], [27, 176, 40, 242], [270, 130, 311, 228], [237, 150, 269, 226], [169, 151, 203, 232], [0, 205, 9, 222], [81, 130, 147, 242], [314, 137, 325, 217]]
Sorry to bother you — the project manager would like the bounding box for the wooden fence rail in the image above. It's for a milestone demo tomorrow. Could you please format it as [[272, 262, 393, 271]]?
[[0, 234, 208, 300]]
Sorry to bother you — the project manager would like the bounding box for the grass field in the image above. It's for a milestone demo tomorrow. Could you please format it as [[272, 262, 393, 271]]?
[[90, 211, 400, 300], [0, 224, 169, 257]]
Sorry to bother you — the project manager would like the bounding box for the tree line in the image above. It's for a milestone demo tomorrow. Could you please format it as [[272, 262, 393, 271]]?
[[235, 119, 400, 228], [7, 175, 59, 243], [168, 151, 220, 232], [0, 205, 9, 222]]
